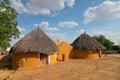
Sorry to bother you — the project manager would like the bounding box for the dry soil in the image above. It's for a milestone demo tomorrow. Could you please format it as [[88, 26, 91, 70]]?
[[7, 55, 120, 80]]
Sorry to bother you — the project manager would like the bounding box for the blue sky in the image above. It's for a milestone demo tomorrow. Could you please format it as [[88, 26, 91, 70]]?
[[10, 0, 120, 46]]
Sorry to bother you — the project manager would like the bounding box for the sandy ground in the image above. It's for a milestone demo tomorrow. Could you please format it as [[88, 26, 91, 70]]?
[[0, 54, 120, 80]]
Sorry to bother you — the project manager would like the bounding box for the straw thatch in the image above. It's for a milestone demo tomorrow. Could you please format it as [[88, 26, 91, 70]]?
[[10, 27, 58, 54], [71, 33, 106, 50]]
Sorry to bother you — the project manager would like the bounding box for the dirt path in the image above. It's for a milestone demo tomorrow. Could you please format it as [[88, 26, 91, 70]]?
[[8, 56, 120, 80]]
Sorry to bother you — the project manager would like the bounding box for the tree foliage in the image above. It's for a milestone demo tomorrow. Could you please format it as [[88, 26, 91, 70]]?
[[113, 45, 120, 53], [0, 0, 20, 49], [93, 35, 114, 50]]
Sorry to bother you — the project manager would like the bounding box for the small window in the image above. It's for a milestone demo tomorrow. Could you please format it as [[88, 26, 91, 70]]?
[[23, 57, 27, 61]]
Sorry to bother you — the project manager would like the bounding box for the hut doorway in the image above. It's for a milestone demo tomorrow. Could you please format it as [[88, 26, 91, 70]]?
[[40, 53, 47, 65]]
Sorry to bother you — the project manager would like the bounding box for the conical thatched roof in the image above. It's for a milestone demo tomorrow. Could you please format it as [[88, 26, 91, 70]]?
[[71, 33, 106, 50], [10, 27, 58, 54]]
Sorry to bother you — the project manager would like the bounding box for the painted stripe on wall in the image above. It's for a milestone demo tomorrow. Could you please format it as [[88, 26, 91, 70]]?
[[48, 55, 50, 64], [38, 53, 40, 61]]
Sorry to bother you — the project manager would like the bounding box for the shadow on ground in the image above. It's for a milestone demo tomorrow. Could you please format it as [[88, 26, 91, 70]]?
[[0, 55, 12, 70]]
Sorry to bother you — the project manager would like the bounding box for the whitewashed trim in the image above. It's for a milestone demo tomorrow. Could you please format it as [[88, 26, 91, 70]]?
[[38, 53, 40, 61], [48, 55, 50, 64]]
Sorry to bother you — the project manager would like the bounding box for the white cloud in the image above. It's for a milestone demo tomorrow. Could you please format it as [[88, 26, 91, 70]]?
[[26, 0, 65, 15], [58, 21, 78, 28], [94, 30, 120, 37], [10, 0, 75, 15], [34, 21, 59, 31], [34, 24, 39, 28], [83, 0, 120, 24], [93, 29, 120, 45], [39, 21, 49, 28], [46, 27, 59, 31], [66, 0, 75, 8], [18, 26, 25, 32], [47, 33, 67, 39], [80, 29, 85, 34], [10, 0, 28, 14], [76, 29, 85, 34]]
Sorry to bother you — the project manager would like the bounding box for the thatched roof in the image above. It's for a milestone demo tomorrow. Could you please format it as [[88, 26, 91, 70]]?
[[10, 27, 58, 54], [71, 33, 106, 50]]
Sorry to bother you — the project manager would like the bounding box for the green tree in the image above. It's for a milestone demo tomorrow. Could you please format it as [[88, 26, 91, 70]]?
[[0, 0, 20, 49], [113, 45, 120, 53], [93, 35, 114, 50]]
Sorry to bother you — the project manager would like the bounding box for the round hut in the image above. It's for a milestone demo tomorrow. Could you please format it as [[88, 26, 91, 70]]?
[[10, 27, 58, 69], [71, 33, 106, 59], [54, 40, 73, 61]]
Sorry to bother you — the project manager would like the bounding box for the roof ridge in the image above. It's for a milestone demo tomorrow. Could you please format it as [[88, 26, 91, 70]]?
[[58, 41, 64, 46]]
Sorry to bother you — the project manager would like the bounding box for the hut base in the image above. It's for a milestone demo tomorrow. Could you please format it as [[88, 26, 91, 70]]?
[[74, 50, 101, 59]]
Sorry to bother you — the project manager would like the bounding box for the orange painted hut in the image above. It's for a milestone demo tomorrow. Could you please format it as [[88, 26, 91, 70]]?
[[10, 27, 58, 69], [72, 33, 106, 59], [54, 40, 73, 61]]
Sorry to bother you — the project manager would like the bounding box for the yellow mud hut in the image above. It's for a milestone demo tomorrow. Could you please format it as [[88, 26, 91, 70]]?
[[54, 40, 73, 61], [72, 33, 106, 59], [10, 27, 58, 69]]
